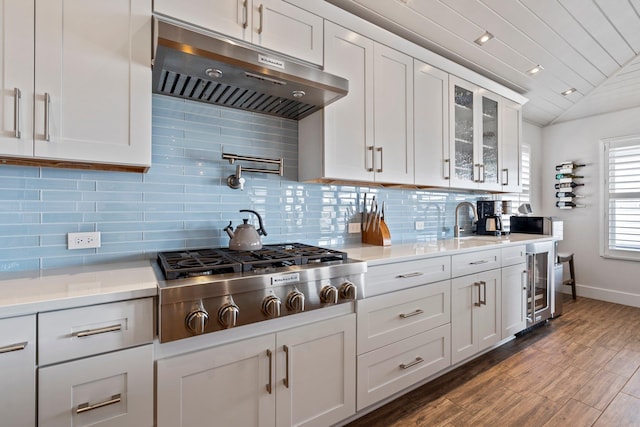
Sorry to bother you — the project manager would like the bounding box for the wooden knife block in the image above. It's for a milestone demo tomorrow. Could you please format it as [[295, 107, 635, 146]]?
[[362, 218, 391, 246]]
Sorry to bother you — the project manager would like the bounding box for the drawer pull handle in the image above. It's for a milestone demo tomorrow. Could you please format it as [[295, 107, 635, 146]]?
[[400, 357, 424, 370], [396, 272, 424, 279], [399, 309, 424, 319], [77, 394, 121, 414], [469, 260, 489, 265], [0, 341, 27, 354], [74, 324, 122, 338]]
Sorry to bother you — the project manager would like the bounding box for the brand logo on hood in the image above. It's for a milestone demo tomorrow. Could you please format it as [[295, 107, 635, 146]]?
[[258, 54, 285, 70]]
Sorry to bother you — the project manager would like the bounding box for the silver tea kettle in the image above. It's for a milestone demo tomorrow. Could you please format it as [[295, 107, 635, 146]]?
[[224, 209, 267, 251]]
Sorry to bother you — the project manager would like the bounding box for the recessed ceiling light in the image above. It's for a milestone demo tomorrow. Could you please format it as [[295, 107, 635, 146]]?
[[561, 88, 577, 96], [527, 65, 544, 75], [474, 31, 494, 46]]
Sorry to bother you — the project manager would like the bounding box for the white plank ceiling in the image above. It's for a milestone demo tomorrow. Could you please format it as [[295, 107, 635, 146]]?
[[326, 0, 640, 127]]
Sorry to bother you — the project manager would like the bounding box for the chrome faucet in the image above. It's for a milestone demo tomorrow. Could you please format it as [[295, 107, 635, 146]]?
[[454, 202, 478, 238]]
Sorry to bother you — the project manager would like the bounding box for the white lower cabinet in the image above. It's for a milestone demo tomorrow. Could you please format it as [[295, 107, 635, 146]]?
[[355, 280, 451, 410], [0, 315, 36, 427], [38, 344, 154, 427], [451, 269, 501, 365], [156, 314, 356, 427], [357, 324, 450, 410]]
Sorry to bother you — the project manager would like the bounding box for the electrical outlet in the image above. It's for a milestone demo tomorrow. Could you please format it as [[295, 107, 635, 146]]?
[[68, 232, 101, 249], [348, 223, 361, 233], [415, 221, 425, 230]]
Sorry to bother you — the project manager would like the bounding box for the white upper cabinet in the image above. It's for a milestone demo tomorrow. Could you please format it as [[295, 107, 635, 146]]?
[[1, 0, 152, 171], [414, 60, 449, 187], [500, 98, 523, 193], [154, 0, 323, 65], [373, 43, 414, 185], [0, 0, 34, 158], [299, 22, 374, 182], [300, 23, 414, 185], [449, 76, 503, 191]]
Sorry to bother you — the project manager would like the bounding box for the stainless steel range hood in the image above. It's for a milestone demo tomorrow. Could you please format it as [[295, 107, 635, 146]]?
[[152, 18, 348, 120]]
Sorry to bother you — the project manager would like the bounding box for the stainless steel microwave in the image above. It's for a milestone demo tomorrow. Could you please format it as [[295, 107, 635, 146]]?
[[510, 216, 563, 239]]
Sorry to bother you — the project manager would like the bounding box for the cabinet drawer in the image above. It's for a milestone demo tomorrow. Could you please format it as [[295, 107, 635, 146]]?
[[357, 280, 450, 354], [39, 344, 153, 427], [502, 245, 526, 267], [365, 256, 451, 297], [356, 323, 450, 410], [39, 298, 154, 366], [451, 249, 501, 277], [0, 315, 36, 427]]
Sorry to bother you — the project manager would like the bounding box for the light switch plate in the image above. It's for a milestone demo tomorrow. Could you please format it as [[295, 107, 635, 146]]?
[[415, 221, 425, 230], [68, 232, 101, 249]]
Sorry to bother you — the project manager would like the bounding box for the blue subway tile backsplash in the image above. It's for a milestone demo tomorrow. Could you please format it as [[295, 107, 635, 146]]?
[[0, 94, 483, 272]]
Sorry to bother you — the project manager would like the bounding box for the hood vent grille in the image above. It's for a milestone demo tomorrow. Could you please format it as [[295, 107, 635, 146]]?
[[152, 19, 348, 121], [156, 70, 316, 120]]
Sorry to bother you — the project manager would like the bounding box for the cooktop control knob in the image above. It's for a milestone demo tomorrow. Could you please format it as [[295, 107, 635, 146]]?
[[218, 302, 240, 328], [262, 295, 282, 318], [320, 285, 339, 304], [185, 309, 209, 335], [286, 289, 305, 312], [340, 281, 357, 300]]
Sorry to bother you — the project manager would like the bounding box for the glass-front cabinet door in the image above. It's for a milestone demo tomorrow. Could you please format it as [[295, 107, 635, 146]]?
[[452, 84, 475, 184], [449, 76, 502, 191], [481, 93, 500, 188]]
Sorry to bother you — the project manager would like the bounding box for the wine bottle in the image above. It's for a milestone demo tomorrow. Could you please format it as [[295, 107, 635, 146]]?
[[555, 162, 585, 171], [555, 173, 584, 179], [555, 192, 584, 198], [556, 201, 585, 208], [555, 182, 585, 189]]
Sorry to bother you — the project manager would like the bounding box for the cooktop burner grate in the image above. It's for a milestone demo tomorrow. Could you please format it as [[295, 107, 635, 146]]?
[[157, 243, 349, 278]]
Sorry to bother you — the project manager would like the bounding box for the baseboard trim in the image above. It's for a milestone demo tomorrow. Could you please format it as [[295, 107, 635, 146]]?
[[573, 284, 640, 308]]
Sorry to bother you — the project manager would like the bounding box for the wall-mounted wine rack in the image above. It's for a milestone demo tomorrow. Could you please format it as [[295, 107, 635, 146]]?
[[555, 161, 585, 209]]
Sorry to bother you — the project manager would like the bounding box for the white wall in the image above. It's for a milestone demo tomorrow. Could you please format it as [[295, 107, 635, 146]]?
[[541, 106, 640, 306]]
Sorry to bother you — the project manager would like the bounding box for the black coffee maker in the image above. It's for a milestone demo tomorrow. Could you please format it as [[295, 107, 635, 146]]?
[[476, 200, 503, 236]]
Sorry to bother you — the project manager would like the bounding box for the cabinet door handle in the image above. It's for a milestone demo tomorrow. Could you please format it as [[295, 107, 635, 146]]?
[[266, 349, 273, 394], [376, 147, 383, 173], [480, 164, 485, 183], [44, 93, 51, 141], [443, 159, 450, 180], [242, 0, 249, 29], [366, 146, 374, 172], [73, 324, 122, 338], [400, 357, 424, 369], [473, 164, 481, 182], [521, 270, 527, 290], [474, 282, 482, 307], [396, 272, 424, 279], [76, 394, 121, 414], [399, 309, 424, 319], [13, 88, 22, 138], [480, 280, 487, 305], [257, 4, 264, 34], [283, 345, 290, 388], [502, 168, 509, 186], [469, 259, 489, 265], [0, 341, 27, 354]]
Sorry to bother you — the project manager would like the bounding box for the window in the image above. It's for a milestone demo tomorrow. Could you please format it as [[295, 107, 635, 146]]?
[[502, 143, 530, 206], [601, 135, 640, 260]]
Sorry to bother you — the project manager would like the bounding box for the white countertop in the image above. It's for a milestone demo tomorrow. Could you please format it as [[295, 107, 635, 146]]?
[[340, 233, 555, 265], [0, 260, 158, 319]]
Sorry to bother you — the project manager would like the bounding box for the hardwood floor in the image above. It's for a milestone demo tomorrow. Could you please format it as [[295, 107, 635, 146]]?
[[346, 296, 640, 427]]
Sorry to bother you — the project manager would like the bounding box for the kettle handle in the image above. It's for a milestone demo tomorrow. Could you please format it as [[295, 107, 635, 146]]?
[[240, 209, 267, 236]]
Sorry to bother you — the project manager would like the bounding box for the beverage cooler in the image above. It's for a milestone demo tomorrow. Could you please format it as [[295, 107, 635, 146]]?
[[525, 241, 554, 327]]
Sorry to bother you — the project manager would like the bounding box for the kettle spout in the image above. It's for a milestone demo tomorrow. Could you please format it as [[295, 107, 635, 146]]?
[[223, 221, 234, 239]]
